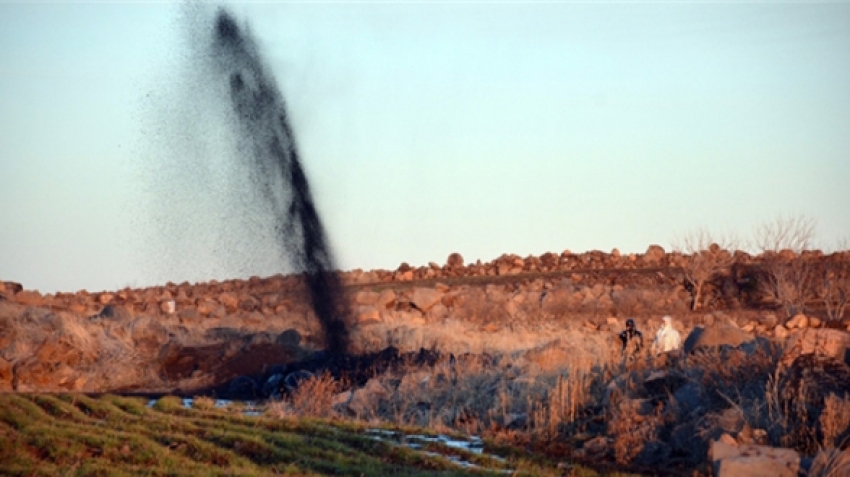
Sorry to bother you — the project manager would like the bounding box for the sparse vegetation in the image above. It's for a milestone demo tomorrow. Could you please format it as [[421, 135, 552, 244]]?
[[672, 227, 738, 311], [0, 393, 591, 476], [2, 223, 849, 475]]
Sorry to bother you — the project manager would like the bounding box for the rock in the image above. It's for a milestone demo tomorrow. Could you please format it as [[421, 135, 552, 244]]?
[[410, 288, 443, 312], [228, 376, 259, 400], [276, 329, 302, 349], [238, 296, 261, 312], [14, 290, 43, 307], [128, 316, 169, 355], [786, 314, 808, 329], [581, 436, 610, 456], [95, 304, 121, 320], [644, 244, 666, 264], [673, 381, 707, 418], [332, 390, 353, 411], [196, 298, 219, 316], [159, 300, 176, 315], [177, 308, 201, 324], [354, 290, 379, 306], [762, 314, 778, 328], [711, 438, 801, 477], [284, 370, 315, 392], [778, 354, 850, 418], [780, 328, 850, 368], [715, 407, 746, 435], [376, 289, 396, 309], [2, 282, 21, 296], [347, 378, 388, 417], [684, 324, 754, 353], [446, 253, 464, 268], [218, 292, 239, 312], [774, 324, 790, 340], [97, 293, 114, 305], [244, 311, 265, 325], [426, 303, 449, 321], [67, 303, 88, 314], [356, 306, 382, 325]]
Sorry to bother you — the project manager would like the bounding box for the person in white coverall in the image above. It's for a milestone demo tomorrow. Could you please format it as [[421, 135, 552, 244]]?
[[651, 315, 682, 355]]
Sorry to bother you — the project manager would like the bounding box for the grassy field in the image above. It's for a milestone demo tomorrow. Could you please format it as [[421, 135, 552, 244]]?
[[0, 393, 628, 476]]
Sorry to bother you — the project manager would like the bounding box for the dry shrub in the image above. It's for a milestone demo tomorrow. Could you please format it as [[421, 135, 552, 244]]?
[[288, 373, 340, 418], [192, 396, 215, 411], [820, 393, 850, 449], [606, 389, 666, 465], [548, 371, 593, 433], [686, 342, 780, 404], [808, 447, 850, 477]]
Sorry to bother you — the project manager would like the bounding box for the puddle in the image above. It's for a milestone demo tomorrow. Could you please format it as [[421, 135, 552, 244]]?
[[364, 429, 511, 473], [146, 398, 263, 416], [143, 400, 508, 471]]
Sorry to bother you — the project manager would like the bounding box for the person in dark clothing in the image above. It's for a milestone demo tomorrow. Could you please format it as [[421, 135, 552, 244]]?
[[619, 318, 644, 359]]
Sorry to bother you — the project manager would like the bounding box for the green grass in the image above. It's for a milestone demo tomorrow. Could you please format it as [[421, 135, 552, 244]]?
[[0, 393, 608, 476]]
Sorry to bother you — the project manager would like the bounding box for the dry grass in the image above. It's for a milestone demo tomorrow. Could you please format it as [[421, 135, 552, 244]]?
[[290, 373, 342, 418], [819, 393, 850, 449], [808, 447, 850, 477], [605, 390, 666, 465]]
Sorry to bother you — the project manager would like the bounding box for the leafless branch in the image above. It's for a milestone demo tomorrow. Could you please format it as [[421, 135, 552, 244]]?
[[672, 228, 739, 311], [753, 215, 816, 253]]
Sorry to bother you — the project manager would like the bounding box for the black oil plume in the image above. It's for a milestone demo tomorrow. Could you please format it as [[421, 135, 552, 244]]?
[[206, 8, 348, 355]]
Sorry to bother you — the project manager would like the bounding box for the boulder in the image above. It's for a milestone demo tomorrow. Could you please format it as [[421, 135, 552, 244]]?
[[710, 438, 801, 477], [276, 329, 302, 350], [2, 282, 23, 295], [780, 328, 850, 368], [159, 300, 176, 315], [196, 298, 219, 316], [354, 290, 379, 306], [128, 316, 170, 356], [177, 307, 201, 324], [356, 306, 382, 325], [446, 253, 464, 268], [410, 288, 443, 312], [644, 244, 666, 264], [14, 290, 43, 307], [778, 354, 850, 418], [238, 295, 261, 312], [786, 314, 808, 329], [376, 289, 396, 309], [684, 324, 754, 353], [346, 378, 388, 417], [581, 436, 611, 457], [218, 292, 239, 312]]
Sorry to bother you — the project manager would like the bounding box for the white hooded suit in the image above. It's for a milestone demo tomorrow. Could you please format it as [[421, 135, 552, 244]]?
[[652, 315, 682, 355]]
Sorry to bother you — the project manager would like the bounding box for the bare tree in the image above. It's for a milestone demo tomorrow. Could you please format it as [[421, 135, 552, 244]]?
[[752, 214, 816, 253], [817, 260, 849, 322], [672, 228, 738, 311], [752, 215, 818, 319]]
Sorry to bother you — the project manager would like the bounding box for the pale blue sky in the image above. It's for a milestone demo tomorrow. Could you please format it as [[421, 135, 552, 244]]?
[[1, 1, 849, 293]]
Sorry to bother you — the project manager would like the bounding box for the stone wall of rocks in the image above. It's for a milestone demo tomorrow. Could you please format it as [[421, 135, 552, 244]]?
[[1, 246, 848, 336]]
